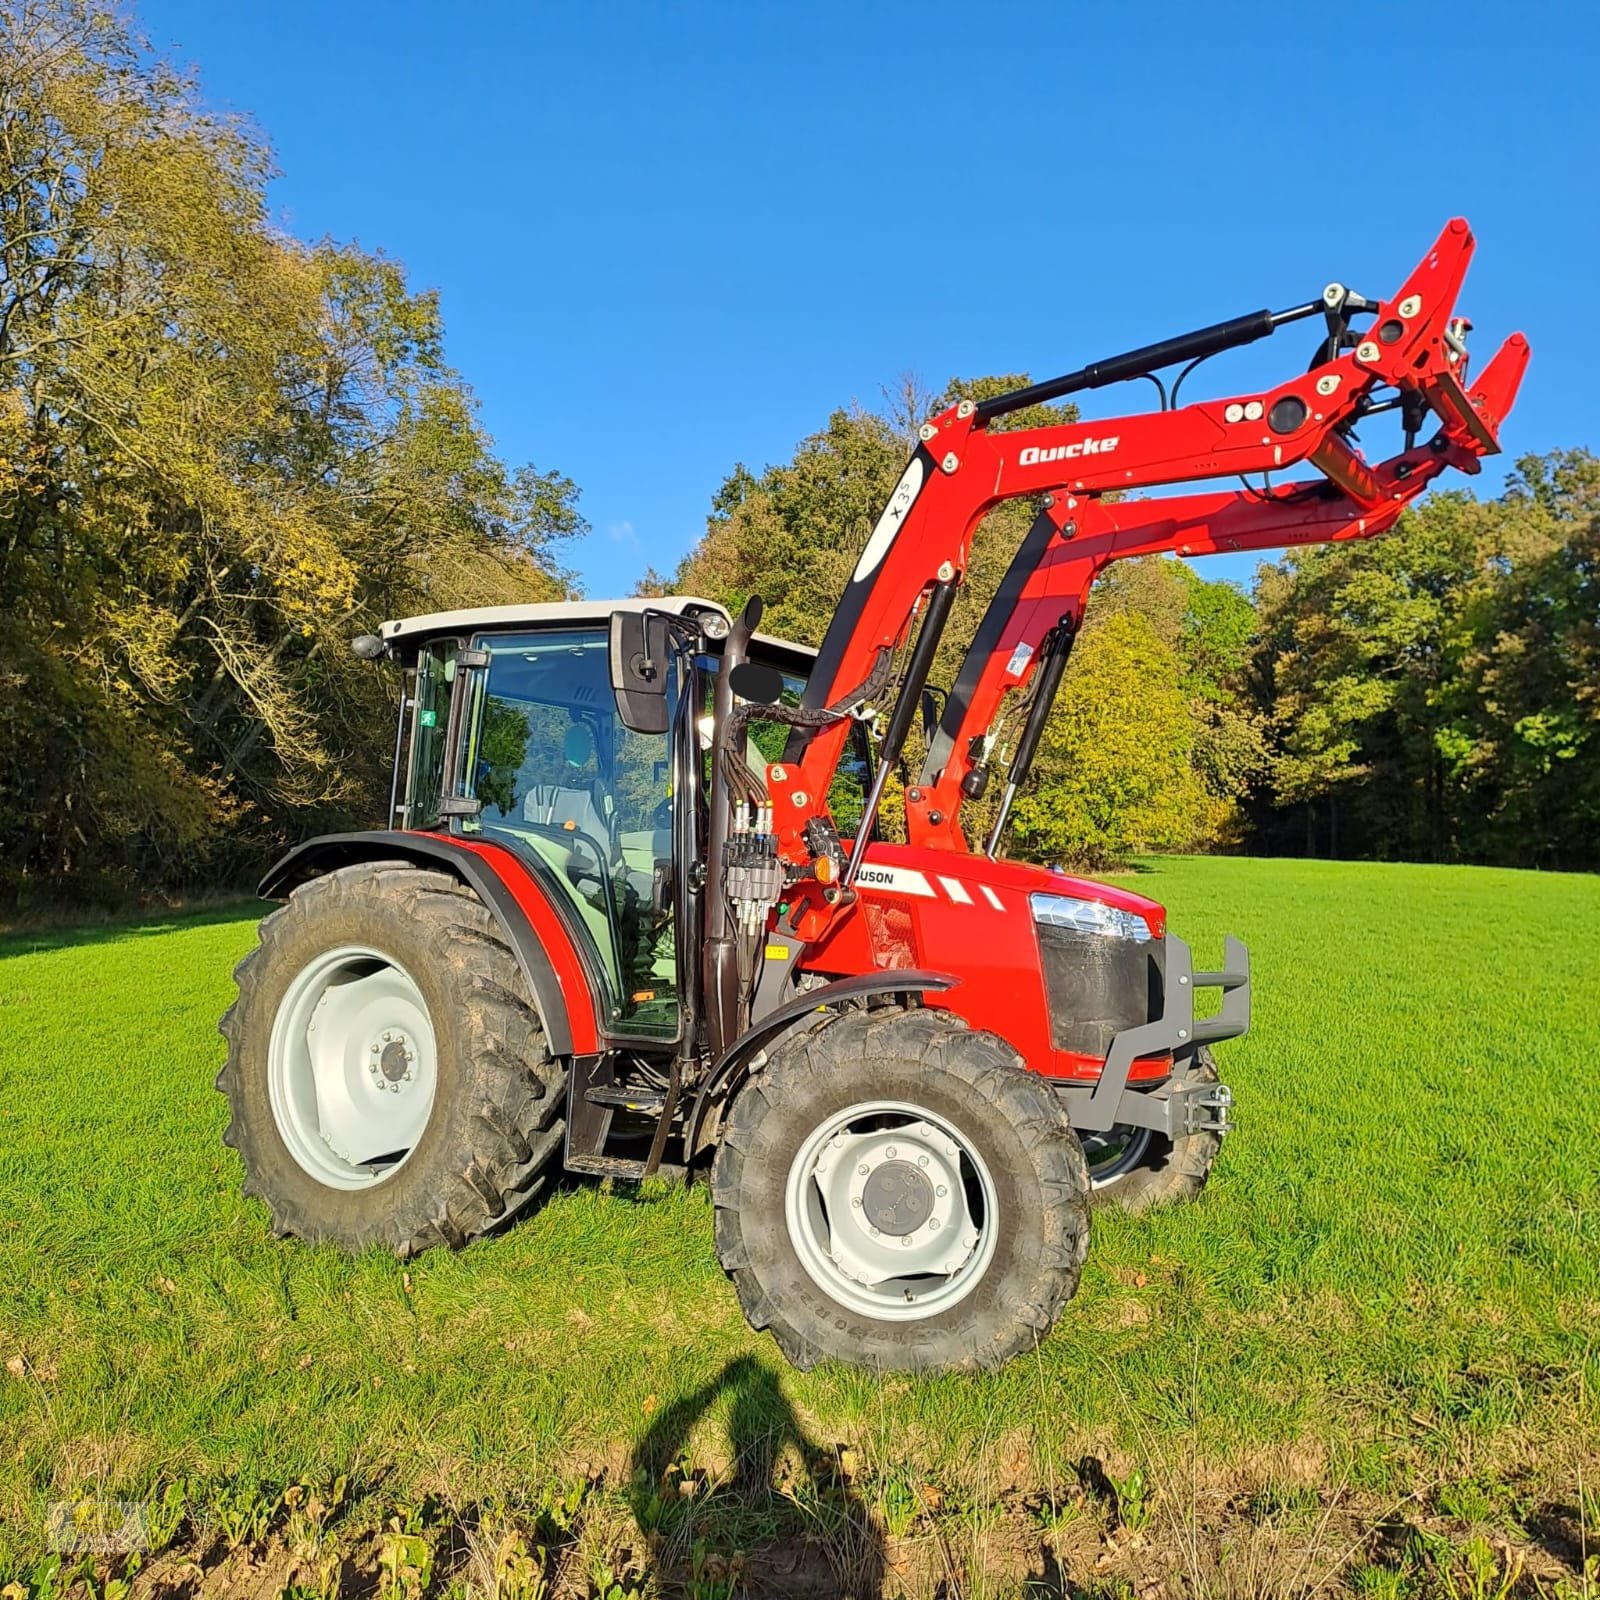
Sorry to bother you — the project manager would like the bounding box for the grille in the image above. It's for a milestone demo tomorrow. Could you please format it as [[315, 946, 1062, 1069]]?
[[1036, 924, 1165, 1056]]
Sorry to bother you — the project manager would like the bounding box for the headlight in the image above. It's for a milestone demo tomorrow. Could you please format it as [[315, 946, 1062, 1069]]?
[[1030, 892, 1154, 942]]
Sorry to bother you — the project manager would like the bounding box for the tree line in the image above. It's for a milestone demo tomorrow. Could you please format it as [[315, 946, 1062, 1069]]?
[[2, 0, 1593, 912]]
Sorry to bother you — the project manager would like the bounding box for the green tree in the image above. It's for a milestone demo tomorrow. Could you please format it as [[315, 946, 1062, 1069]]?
[[1008, 611, 1219, 870], [0, 0, 580, 904], [1245, 450, 1600, 868]]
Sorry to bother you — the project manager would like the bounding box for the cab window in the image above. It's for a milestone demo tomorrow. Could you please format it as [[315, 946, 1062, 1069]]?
[[461, 628, 679, 1041]]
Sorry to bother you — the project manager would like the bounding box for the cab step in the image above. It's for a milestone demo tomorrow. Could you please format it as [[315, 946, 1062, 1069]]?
[[582, 1085, 668, 1114], [565, 1153, 685, 1183]]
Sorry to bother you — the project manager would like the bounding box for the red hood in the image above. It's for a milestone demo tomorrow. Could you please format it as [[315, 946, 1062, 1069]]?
[[854, 841, 1166, 939]]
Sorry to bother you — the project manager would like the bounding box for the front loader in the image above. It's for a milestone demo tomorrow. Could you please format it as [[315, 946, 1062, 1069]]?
[[219, 221, 1526, 1372]]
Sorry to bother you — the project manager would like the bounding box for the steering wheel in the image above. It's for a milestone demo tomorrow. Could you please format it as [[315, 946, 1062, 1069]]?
[[498, 820, 626, 938]]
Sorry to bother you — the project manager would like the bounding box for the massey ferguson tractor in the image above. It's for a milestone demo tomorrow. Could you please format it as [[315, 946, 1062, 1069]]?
[[219, 222, 1525, 1372]]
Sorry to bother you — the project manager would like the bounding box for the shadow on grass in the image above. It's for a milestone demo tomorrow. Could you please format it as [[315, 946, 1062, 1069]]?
[[630, 1354, 885, 1599], [0, 897, 266, 958]]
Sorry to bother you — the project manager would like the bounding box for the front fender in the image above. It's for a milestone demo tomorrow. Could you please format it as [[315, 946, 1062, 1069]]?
[[682, 970, 957, 1160]]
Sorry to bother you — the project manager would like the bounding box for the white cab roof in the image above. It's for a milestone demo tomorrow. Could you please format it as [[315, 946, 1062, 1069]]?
[[380, 597, 815, 663]]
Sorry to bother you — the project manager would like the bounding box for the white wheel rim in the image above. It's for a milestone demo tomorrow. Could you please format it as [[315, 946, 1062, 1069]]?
[[784, 1099, 999, 1322], [1081, 1124, 1154, 1188], [267, 946, 439, 1191]]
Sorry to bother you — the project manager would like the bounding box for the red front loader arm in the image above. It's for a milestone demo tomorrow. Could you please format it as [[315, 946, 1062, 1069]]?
[[910, 332, 1530, 849], [766, 219, 1527, 906]]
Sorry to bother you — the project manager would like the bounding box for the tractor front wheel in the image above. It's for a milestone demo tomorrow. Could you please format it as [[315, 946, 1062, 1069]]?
[[712, 1006, 1091, 1373], [218, 862, 567, 1255]]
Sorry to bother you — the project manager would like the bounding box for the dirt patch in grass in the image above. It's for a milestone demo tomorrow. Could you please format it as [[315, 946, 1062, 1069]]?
[[32, 1458, 1597, 1600]]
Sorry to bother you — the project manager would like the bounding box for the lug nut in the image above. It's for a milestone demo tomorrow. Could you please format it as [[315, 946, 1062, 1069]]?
[[885, 1146, 897, 1159], [857, 1164, 870, 1176], [852, 1196, 862, 1208], [936, 1185, 947, 1197], [929, 1218, 941, 1231], [918, 1155, 929, 1168]]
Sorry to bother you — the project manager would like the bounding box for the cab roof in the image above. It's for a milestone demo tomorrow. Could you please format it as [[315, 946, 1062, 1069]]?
[[379, 598, 817, 672]]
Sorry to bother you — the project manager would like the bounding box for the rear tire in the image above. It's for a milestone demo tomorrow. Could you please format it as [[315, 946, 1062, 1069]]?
[[1086, 1047, 1223, 1213], [217, 862, 567, 1256], [712, 1006, 1091, 1373]]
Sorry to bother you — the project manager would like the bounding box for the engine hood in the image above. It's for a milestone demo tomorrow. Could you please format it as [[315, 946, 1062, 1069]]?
[[849, 841, 1166, 939]]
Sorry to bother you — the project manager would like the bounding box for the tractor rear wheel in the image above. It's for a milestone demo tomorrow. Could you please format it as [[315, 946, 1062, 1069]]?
[[218, 862, 567, 1256], [1084, 1047, 1223, 1213], [712, 1006, 1091, 1373]]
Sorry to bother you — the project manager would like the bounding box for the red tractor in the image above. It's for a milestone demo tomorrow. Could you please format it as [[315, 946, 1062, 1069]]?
[[220, 222, 1525, 1372]]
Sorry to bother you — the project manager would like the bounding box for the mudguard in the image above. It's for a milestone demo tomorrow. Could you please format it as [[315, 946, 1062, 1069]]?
[[682, 969, 957, 1159], [259, 830, 591, 1056]]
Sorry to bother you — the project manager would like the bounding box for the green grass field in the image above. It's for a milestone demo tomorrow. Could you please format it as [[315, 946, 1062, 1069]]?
[[1, 857, 1597, 1599]]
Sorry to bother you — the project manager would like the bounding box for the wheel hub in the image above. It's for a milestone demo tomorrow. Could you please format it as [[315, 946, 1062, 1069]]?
[[860, 1159, 934, 1235], [377, 1037, 413, 1085], [267, 947, 438, 1190]]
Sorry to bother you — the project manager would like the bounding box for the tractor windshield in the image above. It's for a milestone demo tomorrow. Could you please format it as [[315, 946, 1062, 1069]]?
[[458, 627, 680, 1041]]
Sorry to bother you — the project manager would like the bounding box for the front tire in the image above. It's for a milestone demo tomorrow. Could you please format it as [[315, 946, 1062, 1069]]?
[[712, 1006, 1091, 1373], [217, 862, 567, 1256]]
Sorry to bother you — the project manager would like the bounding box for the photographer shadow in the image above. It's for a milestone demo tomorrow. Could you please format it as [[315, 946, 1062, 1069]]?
[[629, 1354, 885, 1599]]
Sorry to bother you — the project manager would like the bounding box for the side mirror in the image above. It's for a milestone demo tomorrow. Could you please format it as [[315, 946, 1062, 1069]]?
[[610, 610, 672, 733]]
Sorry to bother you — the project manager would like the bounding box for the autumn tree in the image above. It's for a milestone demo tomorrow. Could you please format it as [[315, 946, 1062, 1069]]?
[[0, 0, 580, 904]]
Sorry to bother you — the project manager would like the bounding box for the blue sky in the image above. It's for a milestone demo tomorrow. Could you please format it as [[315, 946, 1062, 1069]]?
[[143, 0, 1598, 598]]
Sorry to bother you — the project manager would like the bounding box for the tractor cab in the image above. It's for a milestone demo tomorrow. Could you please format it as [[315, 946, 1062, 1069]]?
[[377, 598, 872, 1047]]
